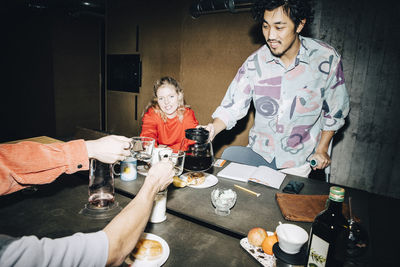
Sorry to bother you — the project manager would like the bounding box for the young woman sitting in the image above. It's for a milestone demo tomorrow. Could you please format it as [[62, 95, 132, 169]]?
[[140, 76, 198, 150]]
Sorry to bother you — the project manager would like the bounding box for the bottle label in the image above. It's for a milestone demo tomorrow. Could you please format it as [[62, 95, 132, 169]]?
[[307, 234, 329, 267]]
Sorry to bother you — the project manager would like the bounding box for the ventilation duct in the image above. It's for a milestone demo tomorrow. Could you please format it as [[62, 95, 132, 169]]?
[[190, 0, 255, 18]]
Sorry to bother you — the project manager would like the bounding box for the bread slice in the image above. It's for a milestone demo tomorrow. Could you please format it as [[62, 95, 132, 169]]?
[[132, 239, 163, 261], [186, 172, 206, 185]]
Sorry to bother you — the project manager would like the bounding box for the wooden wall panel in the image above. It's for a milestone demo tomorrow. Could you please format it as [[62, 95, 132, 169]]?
[[180, 10, 260, 156], [106, 0, 183, 136]]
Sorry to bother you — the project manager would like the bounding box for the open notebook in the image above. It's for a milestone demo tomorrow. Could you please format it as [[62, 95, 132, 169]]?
[[216, 162, 286, 189]]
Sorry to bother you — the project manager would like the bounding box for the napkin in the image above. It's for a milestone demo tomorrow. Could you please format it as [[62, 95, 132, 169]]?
[[275, 193, 349, 222]]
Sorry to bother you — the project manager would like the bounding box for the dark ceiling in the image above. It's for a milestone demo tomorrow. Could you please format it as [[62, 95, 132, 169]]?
[[0, 0, 105, 17]]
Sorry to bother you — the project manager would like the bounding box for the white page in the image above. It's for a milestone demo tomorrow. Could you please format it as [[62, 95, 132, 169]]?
[[216, 162, 257, 182], [248, 165, 286, 189]]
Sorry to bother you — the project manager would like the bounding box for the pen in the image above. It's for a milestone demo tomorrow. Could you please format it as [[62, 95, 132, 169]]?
[[234, 184, 261, 197]]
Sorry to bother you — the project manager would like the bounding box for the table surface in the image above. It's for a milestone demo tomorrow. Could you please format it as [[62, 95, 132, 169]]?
[[0, 174, 260, 267], [115, 164, 370, 238], [2, 136, 399, 266], [3, 136, 63, 144]]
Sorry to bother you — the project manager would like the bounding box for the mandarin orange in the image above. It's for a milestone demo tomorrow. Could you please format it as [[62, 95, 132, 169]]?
[[262, 234, 278, 255]]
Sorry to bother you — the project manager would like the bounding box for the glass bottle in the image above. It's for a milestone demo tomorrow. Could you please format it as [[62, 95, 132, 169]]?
[[306, 186, 348, 267]]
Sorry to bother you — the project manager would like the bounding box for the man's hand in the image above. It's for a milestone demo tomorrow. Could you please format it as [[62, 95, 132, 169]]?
[[311, 130, 334, 170], [197, 123, 215, 141], [197, 118, 226, 141], [146, 161, 174, 192], [85, 135, 132, 164], [310, 151, 331, 170]]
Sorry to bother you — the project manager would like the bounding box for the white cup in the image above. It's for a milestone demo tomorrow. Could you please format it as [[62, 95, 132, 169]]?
[[149, 189, 167, 223], [276, 223, 308, 254], [151, 147, 164, 166]]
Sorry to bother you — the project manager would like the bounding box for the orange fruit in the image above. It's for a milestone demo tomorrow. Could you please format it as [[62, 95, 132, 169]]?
[[262, 234, 278, 255]]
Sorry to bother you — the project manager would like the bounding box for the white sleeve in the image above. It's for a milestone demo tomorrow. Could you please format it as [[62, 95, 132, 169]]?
[[0, 231, 108, 267]]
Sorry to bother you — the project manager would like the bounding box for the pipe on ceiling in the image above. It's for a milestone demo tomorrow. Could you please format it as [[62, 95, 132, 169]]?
[[190, 0, 255, 18]]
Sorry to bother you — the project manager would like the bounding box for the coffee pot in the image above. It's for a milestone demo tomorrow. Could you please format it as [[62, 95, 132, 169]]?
[[180, 128, 214, 172]]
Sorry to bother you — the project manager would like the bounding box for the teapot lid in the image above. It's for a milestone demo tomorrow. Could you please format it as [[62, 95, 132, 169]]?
[[185, 128, 209, 143]]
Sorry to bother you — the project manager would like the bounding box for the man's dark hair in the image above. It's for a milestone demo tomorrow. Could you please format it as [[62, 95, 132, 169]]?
[[252, 0, 314, 29]]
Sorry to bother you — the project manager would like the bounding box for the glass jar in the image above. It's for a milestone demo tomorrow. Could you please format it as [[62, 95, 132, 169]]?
[[180, 128, 214, 172]]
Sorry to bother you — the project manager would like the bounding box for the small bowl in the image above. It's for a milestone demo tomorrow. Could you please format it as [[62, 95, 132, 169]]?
[[211, 188, 237, 216], [276, 224, 308, 255]]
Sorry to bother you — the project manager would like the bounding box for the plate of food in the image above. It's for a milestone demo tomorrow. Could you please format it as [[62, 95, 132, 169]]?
[[180, 172, 218, 189], [240, 229, 276, 267], [124, 233, 170, 267]]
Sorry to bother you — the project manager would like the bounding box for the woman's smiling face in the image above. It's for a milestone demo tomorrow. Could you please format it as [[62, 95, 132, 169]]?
[[157, 85, 181, 118]]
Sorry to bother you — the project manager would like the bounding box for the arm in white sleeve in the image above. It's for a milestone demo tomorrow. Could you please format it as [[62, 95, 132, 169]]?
[[212, 62, 254, 130], [321, 57, 350, 131], [0, 231, 108, 267]]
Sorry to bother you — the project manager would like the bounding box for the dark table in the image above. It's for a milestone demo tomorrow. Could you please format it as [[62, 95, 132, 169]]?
[[1, 161, 399, 266], [115, 161, 400, 266], [115, 163, 370, 237], [0, 173, 259, 267]]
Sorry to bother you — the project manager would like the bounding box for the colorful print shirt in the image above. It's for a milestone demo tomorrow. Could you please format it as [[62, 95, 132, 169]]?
[[212, 36, 350, 169]]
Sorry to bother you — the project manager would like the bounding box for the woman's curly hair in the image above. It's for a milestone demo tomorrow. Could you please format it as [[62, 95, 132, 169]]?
[[142, 76, 189, 123], [252, 0, 314, 29]]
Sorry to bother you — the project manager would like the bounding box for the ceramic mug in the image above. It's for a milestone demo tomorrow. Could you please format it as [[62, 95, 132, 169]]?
[[114, 156, 137, 181]]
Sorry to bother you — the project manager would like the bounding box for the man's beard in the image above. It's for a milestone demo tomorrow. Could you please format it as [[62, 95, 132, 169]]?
[[268, 34, 297, 58]]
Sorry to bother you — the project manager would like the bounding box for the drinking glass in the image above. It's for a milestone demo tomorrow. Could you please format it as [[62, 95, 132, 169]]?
[[149, 189, 168, 223], [159, 148, 185, 176], [88, 159, 116, 207], [130, 136, 155, 175]]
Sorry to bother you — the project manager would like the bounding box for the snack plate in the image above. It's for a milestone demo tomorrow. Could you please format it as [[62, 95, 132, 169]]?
[[180, 173, 219, 189], [240, 232, 276, 267], [125, 233, 170, 267]]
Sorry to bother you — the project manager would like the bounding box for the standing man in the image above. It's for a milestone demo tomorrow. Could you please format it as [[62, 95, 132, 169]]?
[[206, 0, 350, 177]]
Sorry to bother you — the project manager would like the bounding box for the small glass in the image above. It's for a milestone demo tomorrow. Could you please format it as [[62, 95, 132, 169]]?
[[159, 148, 185, 176], [150, 189, 168, 223], [130, 136, 155, 175], [211, 188, 237, 216]]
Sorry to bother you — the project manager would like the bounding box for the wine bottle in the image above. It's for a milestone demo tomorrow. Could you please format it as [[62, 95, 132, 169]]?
[[306, 186, 348, 267]]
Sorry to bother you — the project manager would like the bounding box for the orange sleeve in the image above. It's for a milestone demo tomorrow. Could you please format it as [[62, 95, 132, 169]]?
[[0, 140, 89, 195], [140, 108, 160, 143]]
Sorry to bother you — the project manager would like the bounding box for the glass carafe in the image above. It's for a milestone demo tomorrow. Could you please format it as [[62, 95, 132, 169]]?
[[181, 128, 214, 172]]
